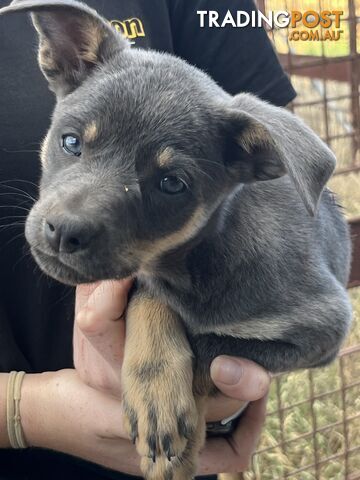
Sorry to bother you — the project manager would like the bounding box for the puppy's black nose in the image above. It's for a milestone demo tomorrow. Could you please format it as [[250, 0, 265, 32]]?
[[45, 219, 93, 253]]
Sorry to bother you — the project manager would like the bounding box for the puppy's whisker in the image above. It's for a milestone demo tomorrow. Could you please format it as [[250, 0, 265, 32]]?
[[0, 231, 26, 253], [1, 148, 41, 154], [0, 192, 35, 203], [0, 218, 26, 224], [12, 246, 35, 271], [0, 220, 26, 229], [0, 212, 28, 217], [1, 178, 39, 189], [0, 224, 26, 232], [0, 205, 31, 212], [197, 157, 224, 168], [191, 166, 219, 185], [51, 286, 74, 309], [0, 183, 37, 202]]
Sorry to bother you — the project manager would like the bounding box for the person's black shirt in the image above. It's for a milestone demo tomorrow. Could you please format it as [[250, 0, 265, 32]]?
[[0, 0, 295, 478]]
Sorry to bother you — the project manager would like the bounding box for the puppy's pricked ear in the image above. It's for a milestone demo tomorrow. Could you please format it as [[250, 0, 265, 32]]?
[[222, 93, 336, 215], [0, 0, 129, 97]]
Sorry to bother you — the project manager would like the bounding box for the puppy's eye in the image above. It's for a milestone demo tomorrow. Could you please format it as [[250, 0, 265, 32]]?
[[61, 134, 81, 156], [160, 176, 187, 195]]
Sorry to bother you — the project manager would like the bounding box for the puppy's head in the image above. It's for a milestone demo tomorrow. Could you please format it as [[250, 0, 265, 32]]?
[[0, 0, 336, 285]]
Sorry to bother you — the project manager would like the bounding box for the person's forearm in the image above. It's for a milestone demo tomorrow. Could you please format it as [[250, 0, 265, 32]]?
[[1, 369, 142, 475]]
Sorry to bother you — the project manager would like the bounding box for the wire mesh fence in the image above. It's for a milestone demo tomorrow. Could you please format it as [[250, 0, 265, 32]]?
[[244, 341, 360, 479], [257, 0, 360, 175], [241, 2, 360, 478]]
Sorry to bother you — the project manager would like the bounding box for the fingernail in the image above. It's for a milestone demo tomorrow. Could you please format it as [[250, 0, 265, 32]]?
[[211, 356, 243, 385]]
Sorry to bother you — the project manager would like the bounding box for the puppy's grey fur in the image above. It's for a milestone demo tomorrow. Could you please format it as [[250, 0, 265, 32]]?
[[0, 1, 352, 478]]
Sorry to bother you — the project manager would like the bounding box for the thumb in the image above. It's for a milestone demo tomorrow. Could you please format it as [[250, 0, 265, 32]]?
[[75, 281, 100, 315], [74, 279, 132, 395], [76, 279, 133, 336], [210, 356, 270, 402], [75, 279, 132, 361]]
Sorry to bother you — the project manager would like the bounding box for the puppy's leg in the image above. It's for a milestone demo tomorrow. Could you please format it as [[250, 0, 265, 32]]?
[[189, 287, 352, 373], [122, 293, 199, 480]]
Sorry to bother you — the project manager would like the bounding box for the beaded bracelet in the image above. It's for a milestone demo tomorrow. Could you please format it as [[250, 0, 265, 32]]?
[[6, 371, 28, 449]]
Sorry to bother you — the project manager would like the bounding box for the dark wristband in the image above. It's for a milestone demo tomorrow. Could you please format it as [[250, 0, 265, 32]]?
[[206, 402, 249, 437]]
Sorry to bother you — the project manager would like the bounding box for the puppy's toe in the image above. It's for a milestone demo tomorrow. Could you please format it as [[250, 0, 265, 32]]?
[[123, 402, 138, 444], [123, 387, 198, 478]]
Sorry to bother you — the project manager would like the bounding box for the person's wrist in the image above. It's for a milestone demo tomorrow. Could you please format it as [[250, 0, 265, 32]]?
[[20, 371, 57, 448]]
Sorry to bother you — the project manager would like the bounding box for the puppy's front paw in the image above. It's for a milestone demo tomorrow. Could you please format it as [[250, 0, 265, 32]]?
[[122, 364, 198, 479], [123, 375, 198, 457]]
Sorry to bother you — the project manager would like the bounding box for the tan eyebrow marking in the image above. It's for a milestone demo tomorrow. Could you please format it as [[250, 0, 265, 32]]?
[[157, 147, 174, 167], [83, 121, 98, 143]]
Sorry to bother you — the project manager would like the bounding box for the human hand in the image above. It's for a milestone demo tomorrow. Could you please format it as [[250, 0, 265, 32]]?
[[72, 280, 270, 474], [73, 279, 132, 396], [18, 363, 268, 476], [201, 356, 270, 474]]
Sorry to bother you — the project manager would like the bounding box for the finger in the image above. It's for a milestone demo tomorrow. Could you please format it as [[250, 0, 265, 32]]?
[[229, 394, 268, 460], [198, 396, 268, 475], [76, 278, 133, 336], [75, 282, 101, 314], [73, 280, 132, 392], [210, 356, 270, 401], [206, 394, 247, 422]]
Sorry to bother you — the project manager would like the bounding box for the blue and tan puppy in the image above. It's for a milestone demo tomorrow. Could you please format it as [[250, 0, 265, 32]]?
[[0, 1, 352, 478]]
